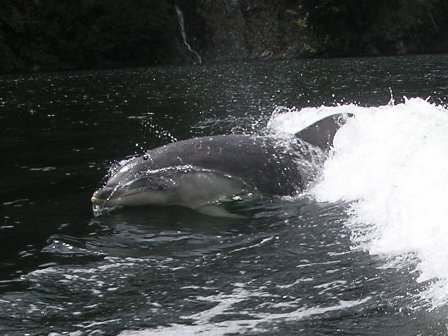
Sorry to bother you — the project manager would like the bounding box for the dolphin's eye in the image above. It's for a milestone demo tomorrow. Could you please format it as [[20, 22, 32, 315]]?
[[143, 154, 149, 160], [127, 177, 172, 192], [152, 182, 169, 191], [150, 177, 173, 191]]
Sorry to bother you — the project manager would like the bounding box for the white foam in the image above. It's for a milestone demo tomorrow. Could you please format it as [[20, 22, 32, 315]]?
[[118, 283, 370, 336], [272, 98, 448, 308], [267, 104, 364, 136]]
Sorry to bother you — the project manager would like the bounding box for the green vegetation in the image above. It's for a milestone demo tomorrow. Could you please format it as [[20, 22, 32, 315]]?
[[0, 0, 448, 73]]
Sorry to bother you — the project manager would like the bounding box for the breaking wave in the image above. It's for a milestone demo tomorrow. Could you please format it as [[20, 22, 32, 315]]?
[[270, 97, 448, 309]]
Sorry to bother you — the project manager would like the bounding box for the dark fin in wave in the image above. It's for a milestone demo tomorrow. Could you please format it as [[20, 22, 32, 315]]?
[[295, 113, 354, 151]]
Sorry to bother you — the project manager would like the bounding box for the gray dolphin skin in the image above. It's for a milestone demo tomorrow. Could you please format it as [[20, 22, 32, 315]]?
[[296, 112, 354, 151], [91, 113, 351, 216]]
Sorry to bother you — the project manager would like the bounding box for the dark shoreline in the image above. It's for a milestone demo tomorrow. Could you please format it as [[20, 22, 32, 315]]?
[[2, 0, 448, 75]]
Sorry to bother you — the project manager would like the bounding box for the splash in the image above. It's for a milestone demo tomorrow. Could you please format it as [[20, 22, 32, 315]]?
[[267, 104, 361, 136], [270, 98, 448, 309]]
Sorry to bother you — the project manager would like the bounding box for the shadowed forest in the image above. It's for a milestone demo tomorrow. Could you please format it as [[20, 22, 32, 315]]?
[[1, 0, 448, 73]]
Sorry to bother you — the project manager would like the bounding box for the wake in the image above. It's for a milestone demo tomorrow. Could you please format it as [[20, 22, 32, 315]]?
[[269, 97, 448, 309]]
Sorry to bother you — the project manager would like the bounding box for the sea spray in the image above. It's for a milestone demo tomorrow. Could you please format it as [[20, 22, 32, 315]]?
[[269, 98, 448, 309], [266, 104, 364, 136]]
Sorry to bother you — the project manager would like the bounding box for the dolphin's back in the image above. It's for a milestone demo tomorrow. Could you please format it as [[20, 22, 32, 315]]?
[[140, 135, 323, 195]]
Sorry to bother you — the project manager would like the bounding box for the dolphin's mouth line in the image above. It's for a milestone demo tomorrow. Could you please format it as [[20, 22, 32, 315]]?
[[91, 188, 151, 205], [91, 167, 241, 206]]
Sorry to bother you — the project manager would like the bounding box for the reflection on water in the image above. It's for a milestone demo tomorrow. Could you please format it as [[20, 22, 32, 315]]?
[[1, 55, 448, 334]]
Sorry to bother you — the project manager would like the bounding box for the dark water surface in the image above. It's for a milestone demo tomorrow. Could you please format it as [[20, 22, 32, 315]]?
[[2, 56, 448, 335]]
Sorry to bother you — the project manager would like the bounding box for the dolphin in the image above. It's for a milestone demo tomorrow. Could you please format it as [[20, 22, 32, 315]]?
[[91, 113, 351, 216]]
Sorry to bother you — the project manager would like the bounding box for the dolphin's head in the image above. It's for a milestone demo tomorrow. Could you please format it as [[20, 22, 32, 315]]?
[[91, 155, 177, 207], [91, 174, 176, 207], [91, 153, 248, 212]]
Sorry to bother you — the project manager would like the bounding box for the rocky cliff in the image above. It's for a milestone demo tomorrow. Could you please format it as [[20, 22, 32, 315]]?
[[175, 0, 304, 64], [1, 0, 447, 73], [174, 0, 448, 64]]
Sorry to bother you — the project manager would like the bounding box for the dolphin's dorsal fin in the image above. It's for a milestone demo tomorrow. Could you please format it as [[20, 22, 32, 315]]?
[[295, 113, 353, 151]]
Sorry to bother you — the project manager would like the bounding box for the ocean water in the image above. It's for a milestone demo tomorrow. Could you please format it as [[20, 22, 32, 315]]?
[[2, 55, 448, 335]]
